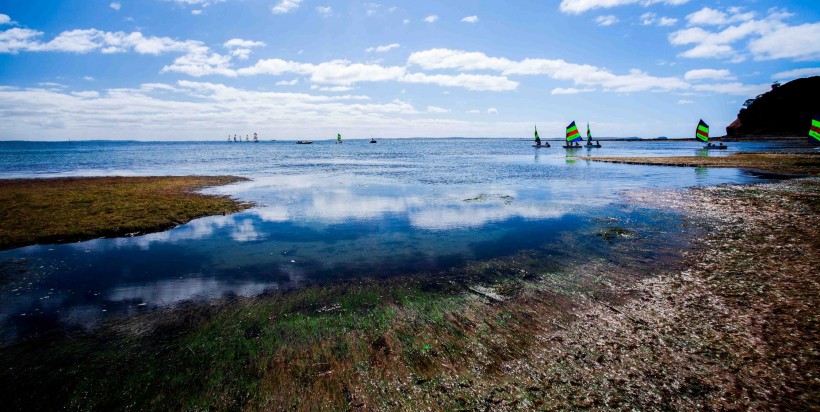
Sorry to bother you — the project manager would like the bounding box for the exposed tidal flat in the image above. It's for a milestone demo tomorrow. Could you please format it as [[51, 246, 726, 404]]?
[[0, 140, 818, 409]]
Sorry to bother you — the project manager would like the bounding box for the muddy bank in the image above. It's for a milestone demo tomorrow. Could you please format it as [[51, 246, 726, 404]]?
[[0, 179, 817, 410], [581, 152, 820, 175], [0, 176, 251, 250]]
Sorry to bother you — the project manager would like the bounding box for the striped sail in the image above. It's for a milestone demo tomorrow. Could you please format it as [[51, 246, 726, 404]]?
[[696, 119, 709, 142], [586, 123, 592, 142], [534, 125, 540, 142], [337, 133, 342, 142], [566, 121, 581, 142], [810, 115, 820, 142]]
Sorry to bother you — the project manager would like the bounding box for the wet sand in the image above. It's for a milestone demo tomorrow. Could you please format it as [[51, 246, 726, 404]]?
[[581, 152, 820, 175]]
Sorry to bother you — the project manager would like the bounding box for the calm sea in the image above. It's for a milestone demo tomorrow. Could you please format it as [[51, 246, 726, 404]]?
[[0, 139, 803, 342]]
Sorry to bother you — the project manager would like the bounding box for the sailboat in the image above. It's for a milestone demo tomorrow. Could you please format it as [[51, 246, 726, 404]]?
[[584, 123, 601, 148], [370, 137, 377, 143], [532, 125, 549, 148], [253, 132, 259, 142], [336, 133, 342, 144], [697, 119, 726, 149], [809, 114, 820, 145], [562, 121, 583, 149], [227, 134, 232, 142]]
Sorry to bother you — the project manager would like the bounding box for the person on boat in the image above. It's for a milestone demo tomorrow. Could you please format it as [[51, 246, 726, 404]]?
[[719, 142, 725, 147], [596, 140, 600, 146]]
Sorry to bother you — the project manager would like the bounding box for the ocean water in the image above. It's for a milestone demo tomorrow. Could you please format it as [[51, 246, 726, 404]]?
[[0, 139, 802, 342]]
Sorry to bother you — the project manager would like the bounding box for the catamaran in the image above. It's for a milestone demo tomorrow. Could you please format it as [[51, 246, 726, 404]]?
[[584, 123, 601, 148], [563, 121, 583, 149], [532, 125, 550, 148], [697, 119, 727, 149]]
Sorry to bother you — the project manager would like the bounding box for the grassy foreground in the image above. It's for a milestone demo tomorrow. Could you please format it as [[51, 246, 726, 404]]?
[[580, 152, 820, 175], [0, 176, 251, 250], [1, 179, 817, 410]]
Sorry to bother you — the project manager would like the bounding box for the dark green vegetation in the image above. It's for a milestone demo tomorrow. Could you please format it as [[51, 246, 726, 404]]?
[[1, 179, 817, 410], [582, 152, 820, 175], [726, 76, 820, 137], [0, 176, 251, 250]]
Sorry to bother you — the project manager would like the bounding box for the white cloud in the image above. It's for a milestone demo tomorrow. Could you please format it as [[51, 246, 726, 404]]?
[[466, 109, 480, 114], [83, 76, 95, 81], [401, 73, 518, 91], [551, 87, 594, 95], [316, 6, 332, 17], [487, 108, 498, 114], [224, 39, 265, 48], [72, 91, 100, 98], [310, 85, 354, 92], [677, 99, 694, 104], [365, 43, 400, 53], [423, 15, 438, 23], [191, 9, 203, 15], [683, 69, 734, 81], [772, 67, 820, 80], [272, 0, 302, 14], [0, 14, 11, 26], [109, 2, 121, 11], [407, 48, 688, 93], [275, 78, 299, 86], [669, 8, 815, 61], [692, 82, 769, 96], [641, 13, 677, 26], [595, 15, 618, 26], [686, 7, 755, 26], [559, 0, 689, 15], [426, 105, 449, 113], [403, 19, 410, 25], [461, 16, 479, 23], [748, 23, 820, 61]]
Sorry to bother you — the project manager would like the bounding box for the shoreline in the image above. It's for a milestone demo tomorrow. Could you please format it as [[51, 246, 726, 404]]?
[[1, 178, 816, 409], [0, 176, 252, 251], [581, 152, 820, 175]]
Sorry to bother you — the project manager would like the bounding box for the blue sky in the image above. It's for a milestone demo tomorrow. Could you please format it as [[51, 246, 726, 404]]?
[[1, 0, 819, 140]]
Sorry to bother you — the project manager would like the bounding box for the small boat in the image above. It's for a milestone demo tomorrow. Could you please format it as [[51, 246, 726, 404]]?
[[297, 140, 313, 144], [563, 121, 583, 149], [253, 132, 259, 143], [370, 138, 377, 143], [532, 125, 550, 148], [336, 133, 342, 144], [696, 119, 727, 149], [584, 123, 601, 148]]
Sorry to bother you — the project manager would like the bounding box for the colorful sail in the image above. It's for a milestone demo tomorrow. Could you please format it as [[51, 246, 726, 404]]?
[[566, 121, 581, 142], [586, 123, 592, 142], [696, 119, 709, 142], [810, 114, 820, 142], [337, 133, 342, 142], [534, 125, 541, 142]]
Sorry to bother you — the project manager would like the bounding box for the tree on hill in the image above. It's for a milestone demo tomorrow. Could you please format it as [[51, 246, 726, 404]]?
[[726, 76, 820, 137]]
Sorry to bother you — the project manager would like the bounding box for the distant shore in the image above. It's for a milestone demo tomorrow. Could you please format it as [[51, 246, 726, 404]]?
[[581, 152, 820, 175], [0, 176, 252, 251], [1, 176, 816, 409]]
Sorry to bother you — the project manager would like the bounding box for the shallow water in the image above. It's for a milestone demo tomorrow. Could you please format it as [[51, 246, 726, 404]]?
[[0, 139, 799, 342]]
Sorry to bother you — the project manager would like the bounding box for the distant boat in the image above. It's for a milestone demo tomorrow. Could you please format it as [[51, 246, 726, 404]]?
[[227, 134, 232, 142], [370, 138, 377, 143], [697, 119, 727, 149], [584, 123, 601, 148], [297, 140, 313, 144], [563, 121, 584, 149], [253, 132, 259, 143], [336, 133, 342, 144], [532, 124, 549, 148]]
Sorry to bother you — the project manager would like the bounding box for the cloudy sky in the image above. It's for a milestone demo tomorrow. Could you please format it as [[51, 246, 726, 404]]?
[[1, 0, 818, 140]]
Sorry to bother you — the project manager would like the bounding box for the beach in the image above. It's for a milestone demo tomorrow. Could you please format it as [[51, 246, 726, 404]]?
[[0, 149, 817, 409]]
